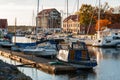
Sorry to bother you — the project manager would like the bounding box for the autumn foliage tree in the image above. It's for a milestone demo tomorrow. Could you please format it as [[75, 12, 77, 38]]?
[[79, 4, 95, 26], [95, 19, 111, 31], [78, 4, 96, 34]]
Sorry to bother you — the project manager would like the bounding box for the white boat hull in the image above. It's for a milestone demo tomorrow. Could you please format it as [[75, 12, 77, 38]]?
[[22, 46, 57, 57], [12, 36, 36, 48], [92, 28, 120, 47]]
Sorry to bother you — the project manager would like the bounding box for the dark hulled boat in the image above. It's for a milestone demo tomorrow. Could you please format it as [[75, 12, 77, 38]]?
[[56, 41, 97, 69]]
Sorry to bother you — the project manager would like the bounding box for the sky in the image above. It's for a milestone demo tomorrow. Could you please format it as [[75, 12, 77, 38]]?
[[0, 0, 119, 26]]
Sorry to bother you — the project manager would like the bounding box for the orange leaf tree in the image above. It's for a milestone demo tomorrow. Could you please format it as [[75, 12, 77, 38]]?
[[95, 19, 111, 31]]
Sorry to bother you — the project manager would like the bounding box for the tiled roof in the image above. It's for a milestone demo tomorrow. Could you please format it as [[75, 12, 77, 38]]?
[[63, 15, 79, 22], [38, 8, 57, 15]]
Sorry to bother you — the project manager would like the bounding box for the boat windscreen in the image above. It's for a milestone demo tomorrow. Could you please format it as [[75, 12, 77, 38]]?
[[57, 44, 69, 50], [72, 43, 86, 50]]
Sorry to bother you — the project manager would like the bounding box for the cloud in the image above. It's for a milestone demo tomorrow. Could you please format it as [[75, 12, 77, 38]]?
[[0, 0, 36, 25], [0, 0, 36, 6], [0, 0, 119, 26]]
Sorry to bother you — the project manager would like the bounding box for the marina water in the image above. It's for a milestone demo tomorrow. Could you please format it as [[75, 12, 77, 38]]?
[[0, 47, 120, 80]]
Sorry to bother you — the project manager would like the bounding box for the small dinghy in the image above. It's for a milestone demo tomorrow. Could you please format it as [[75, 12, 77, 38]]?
[[56, 41, 97, 69], [0, 39, 14, 48]]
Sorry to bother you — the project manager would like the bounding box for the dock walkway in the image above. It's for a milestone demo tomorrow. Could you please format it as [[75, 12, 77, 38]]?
[[0, 48, 77, 74]]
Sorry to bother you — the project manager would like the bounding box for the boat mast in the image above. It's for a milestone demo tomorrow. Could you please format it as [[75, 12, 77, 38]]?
[[36, 0, 39, 35], [77, 0, 79, 34], [67, 0, 68, 33], [32, 10, 36, 34], [97, 0, 101, 39], [14, 18, 17, 44]]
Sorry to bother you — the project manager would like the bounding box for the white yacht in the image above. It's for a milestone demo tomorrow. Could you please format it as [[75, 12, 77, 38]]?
[[92, 28, 120, 47], [21, 45, 57, 57], [20, 39, 63, 57]]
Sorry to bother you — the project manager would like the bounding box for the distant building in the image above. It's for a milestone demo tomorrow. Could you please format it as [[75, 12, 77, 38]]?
[[37, 8, 61, 32], [63, 15, 83, 34], [0, 19, 8, 35], [63, 15, 96, 34], [0, 19, 8, 29], [109, 6, 120, 14]]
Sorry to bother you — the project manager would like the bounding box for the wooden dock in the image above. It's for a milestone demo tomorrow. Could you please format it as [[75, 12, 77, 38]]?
[[0, 48, 77, 74]]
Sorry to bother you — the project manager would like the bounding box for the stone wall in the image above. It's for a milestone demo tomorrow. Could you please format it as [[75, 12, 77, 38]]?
[[0, 60, 32, 80]]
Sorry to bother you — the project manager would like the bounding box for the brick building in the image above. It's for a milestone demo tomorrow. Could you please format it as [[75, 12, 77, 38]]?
[[0, 19, 8, 29], [0, 19, 8, 35]]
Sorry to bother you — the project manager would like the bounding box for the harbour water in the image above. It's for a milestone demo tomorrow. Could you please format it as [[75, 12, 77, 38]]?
[[0, 47, 120, 80]]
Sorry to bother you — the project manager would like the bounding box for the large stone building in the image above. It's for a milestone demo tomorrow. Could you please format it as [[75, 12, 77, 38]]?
[[37, 8, 61, 32]]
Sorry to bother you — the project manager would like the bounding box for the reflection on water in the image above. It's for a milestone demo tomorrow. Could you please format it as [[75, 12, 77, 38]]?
[[0, 55, 96, 80], [89, 47, 120, 62], [88, 47, 120, 80], [1, 47, 120, 80], [68, 70, 96, 80], [100, 48, 120, 60]]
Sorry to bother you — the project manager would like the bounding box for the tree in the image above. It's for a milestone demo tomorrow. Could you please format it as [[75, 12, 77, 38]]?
[[95, 19, 111, 31], [79, 4, 95, 34]]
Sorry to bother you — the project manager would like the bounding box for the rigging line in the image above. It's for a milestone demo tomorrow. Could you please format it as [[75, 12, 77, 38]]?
[[64, 0, 67, 16], [70, 0, 79, 25], [64, 0, 66, 13], [86, 0, 98, 34], [71, 0, 78, 14]]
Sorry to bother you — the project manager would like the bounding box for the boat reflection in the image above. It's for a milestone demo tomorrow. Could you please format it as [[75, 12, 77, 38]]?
[[99, 48, 120, 60], [88, 47, 103, 63], [88, 47, 120, 63], [0, 54, 97, 80], [68, 70, 97, 80]]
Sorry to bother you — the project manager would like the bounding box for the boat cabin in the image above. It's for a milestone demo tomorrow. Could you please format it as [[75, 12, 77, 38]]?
[[56, 41, 97, 68], [57, 41, 90, 62]]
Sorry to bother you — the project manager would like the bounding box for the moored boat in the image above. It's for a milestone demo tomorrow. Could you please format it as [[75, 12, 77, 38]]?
[[21, 39, 61, 57], [0, 39, 14, 48], [92, 28, 120, 47], [56, 41, 97, 69], [12, 36, 36, 48]]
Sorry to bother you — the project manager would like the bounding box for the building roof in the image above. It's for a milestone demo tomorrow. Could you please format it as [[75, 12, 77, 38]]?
[[38, 8, 58, 16], [63, 15, 79, 22]]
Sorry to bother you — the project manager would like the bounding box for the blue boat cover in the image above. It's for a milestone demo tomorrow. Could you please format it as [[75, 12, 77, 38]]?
[[68, 50, 89, 61]]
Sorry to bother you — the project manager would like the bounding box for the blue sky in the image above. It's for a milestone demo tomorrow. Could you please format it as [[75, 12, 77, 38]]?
[[0, 0, 119, 26]]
